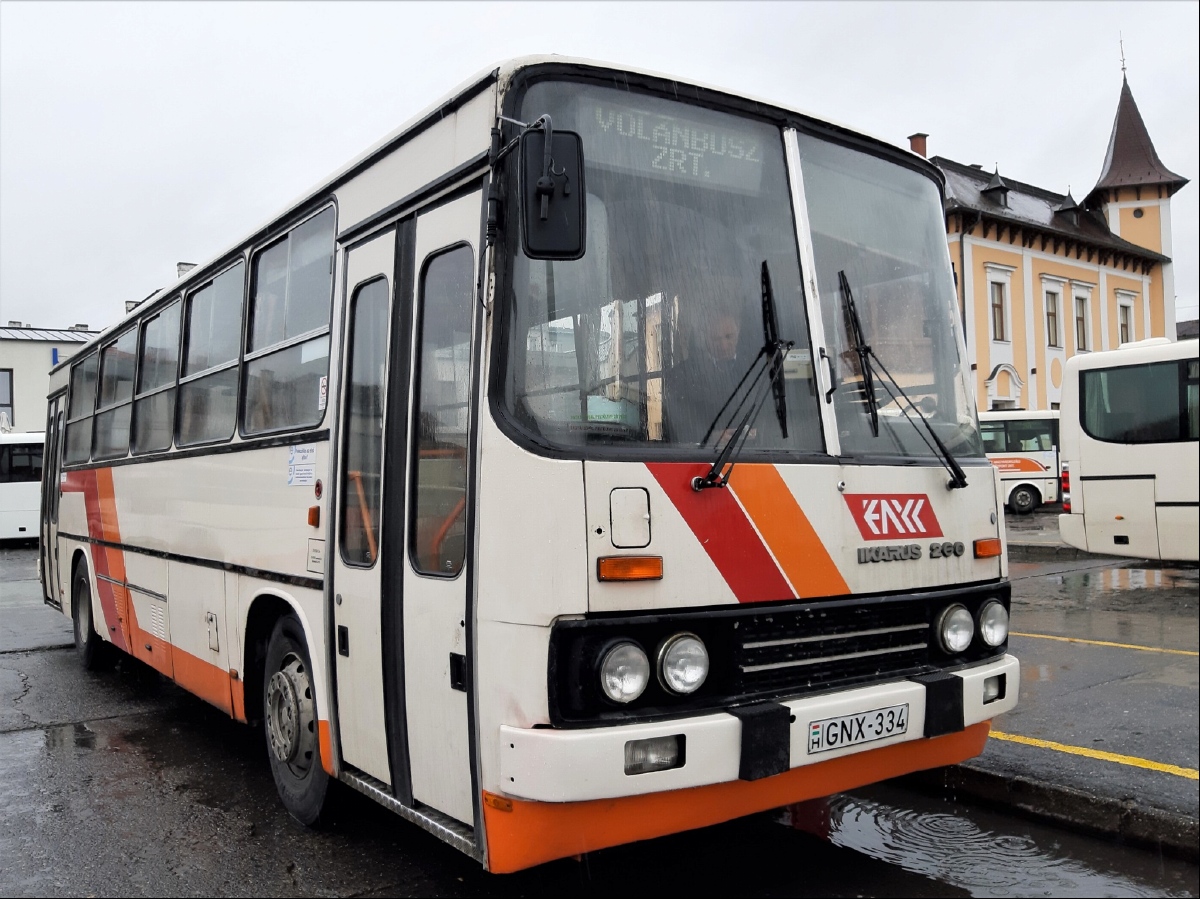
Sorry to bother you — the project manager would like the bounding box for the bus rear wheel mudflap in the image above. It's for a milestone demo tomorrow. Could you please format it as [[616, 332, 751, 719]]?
[[71, 564, 113, 671], [1009, 484, 1040, 515], [264, 613, 330, 825]]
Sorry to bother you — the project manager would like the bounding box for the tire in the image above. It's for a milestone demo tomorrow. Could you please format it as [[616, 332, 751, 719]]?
[[264, 614, 330, 826], [72, 565, 113, 671], [1009, 485, 1040, 515]]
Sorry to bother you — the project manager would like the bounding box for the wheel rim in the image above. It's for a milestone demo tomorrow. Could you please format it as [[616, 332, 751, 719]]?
[[1015, 490, 1034, 512], [266, 652, 316, 775]]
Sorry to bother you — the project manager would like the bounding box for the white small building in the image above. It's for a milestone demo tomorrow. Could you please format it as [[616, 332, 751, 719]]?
[[0, 324, 97, 432]]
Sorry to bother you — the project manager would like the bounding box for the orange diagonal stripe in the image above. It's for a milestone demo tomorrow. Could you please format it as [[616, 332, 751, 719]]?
[[729, 465, 849, 598]]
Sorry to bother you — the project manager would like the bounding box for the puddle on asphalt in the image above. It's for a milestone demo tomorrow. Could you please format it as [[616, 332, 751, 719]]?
[[1052, 568, 1198, 594], [784, 783, 1197, 897]]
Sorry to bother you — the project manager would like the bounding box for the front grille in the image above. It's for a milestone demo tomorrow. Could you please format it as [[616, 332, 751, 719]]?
[[733, 602, 931, 695], [548, 582, 1009, 726]]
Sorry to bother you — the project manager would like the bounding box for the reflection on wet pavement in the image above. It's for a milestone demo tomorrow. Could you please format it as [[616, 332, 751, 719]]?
[[787, 784, 1198, 898], [1010, 564, 1199, 655]]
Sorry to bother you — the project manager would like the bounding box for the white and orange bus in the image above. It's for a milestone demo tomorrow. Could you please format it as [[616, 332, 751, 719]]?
[[41, 56, 1018, 872], [978, 410, 1060, 514]]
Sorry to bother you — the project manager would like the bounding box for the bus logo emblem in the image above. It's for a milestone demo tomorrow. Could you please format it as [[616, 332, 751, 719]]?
[[843, 494, 943, 540]]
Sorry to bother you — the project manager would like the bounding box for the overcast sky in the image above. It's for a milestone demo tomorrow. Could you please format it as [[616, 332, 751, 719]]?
[[2, 1, 1197, 334]]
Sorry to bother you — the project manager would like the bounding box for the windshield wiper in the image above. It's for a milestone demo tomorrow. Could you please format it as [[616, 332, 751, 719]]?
[[838, 270, 879, 438], [836, 270, 968, 490], [693, 261, 794, 491]]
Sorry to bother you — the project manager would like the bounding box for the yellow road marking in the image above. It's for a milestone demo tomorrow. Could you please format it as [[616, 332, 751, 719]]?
[[1010, 631, 1198, 657], [990, 731, 1199, 780]]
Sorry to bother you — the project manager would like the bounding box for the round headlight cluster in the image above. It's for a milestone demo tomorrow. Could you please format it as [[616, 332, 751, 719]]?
[[598, 633, 710, 703], [978, 599, 1009, 647], [936, 604, 974, 654], [658, 633, 709, 694], [599, 642, 651, 703]]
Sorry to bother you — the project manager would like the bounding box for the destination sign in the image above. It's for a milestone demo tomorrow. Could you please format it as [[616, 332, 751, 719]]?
[[577, 96, 767, 194]]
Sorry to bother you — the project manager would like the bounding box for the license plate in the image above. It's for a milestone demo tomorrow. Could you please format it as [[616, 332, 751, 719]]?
[[808, 703, 909, 754]]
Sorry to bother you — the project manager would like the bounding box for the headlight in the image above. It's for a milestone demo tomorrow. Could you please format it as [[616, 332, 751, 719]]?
[[936, 604, 974, 654], [978, 600, 1009, 647], [658, 633, 709, 694], [599, 642, 650, 703]]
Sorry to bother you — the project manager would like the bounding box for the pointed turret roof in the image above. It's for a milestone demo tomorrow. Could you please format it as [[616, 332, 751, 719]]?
[[1090, 76, 1188, 199]]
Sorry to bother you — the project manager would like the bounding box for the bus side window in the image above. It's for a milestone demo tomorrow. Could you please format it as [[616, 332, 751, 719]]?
[[94, 328, 137, 461], [244, 207, 335, 435], [980, 421, 1005, 454], [132, 299, 181, 455], [64, 354, 99, 464], [410, 246, 473, 577], [179, 262, 245, 446]]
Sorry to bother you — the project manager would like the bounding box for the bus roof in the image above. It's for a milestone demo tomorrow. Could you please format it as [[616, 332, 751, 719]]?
[[1065, 337, 1198, 373]]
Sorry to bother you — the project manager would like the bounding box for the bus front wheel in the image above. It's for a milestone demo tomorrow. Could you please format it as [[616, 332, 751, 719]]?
[[72, 566, 113, 671], [1010, 485, 1040, 515], [263, 614, 330, 826]]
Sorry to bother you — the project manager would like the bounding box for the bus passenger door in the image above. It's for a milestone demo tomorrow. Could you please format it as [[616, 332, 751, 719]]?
[[402, 192, 481, 826], [40, 396, 65, 605], [332, 229, 398, 786]]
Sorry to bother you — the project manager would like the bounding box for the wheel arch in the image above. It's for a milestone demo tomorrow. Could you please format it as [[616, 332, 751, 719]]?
[[241, 589, 325, 728], [69, 546, 92, 612]]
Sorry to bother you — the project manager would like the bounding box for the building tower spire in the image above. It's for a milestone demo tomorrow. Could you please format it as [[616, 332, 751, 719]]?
[[1085, 70, 1190, 340]]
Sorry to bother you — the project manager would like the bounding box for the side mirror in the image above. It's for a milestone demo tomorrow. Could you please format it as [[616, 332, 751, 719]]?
[[520, 129, 586, 260]]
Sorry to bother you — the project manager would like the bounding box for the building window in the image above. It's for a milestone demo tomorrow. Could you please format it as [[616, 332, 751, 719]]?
[[990, 282, 1007, 342], [0, 368, 12, 429], [1075, 296, 1089, 351], [1046, 291, 1060, 347], [1119, 303, 1133, 345]]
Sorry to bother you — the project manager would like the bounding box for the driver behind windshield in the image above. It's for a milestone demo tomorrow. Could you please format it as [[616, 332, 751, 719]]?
[[663, 286, 753, 446]]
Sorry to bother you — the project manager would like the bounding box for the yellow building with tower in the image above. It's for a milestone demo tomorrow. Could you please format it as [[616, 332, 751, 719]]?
[[912, 75, 1188, 411]]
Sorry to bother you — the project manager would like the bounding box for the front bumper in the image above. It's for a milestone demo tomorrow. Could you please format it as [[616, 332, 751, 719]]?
[[500, 654, 1018, 802]]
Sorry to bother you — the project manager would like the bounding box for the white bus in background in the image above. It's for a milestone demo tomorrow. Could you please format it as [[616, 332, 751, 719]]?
[[0, 430, 44, 541], [1059, 337, 1199, 562], [978, 410, 1060, 515]]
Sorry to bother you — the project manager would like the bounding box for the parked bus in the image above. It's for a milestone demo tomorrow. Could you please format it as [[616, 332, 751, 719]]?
[[978, 410, 1060, 514], [1059, 337, 1199, 563], [40, 56, 1018, 872], [1, 430, 44, 540]]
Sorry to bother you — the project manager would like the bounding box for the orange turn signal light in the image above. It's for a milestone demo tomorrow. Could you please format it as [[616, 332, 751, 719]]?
[[482, 791, 513, 812], [597, 555, 664, 581], [308, 505, 321, 528], [974, 537, 1002, 558]]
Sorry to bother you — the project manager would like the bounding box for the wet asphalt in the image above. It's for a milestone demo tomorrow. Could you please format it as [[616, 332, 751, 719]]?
[[901, 506, 1199, 860]]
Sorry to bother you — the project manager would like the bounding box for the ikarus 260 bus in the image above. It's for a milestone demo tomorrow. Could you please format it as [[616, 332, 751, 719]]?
[[41, 56, 1018, 872]]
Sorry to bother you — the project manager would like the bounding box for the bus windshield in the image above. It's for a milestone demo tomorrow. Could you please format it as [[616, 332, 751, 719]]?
[[798, 134, 982, 460], [499, 79, 982, 461]]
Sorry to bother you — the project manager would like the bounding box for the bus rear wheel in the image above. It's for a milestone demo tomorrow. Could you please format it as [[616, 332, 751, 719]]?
[[264, 614, 330, 826], [72, 566, 113, 671], [1010, 485, 1040, 515]]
